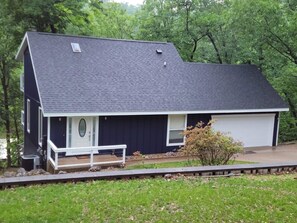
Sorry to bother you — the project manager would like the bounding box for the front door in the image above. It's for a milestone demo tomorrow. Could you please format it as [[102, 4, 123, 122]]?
[[66, 117, 98, 155]]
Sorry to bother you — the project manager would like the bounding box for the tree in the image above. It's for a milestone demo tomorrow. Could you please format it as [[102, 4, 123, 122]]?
[[0, 0, 95, 167], [0, 0, 24, 167], [6, 0, 91, 33], [66, 2, 135, 39]]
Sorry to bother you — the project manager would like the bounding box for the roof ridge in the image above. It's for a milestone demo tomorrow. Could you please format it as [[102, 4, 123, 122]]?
[[27, 31, 171, 45], [185, 61, 257, 67]]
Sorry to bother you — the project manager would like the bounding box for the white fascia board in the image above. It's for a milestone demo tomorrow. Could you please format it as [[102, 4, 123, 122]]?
[[26, 35, 45, 114], [15, 33, 28, 61], [212, 113, 276, 119], [15, 33, 46, 119], [43, 108, 289, 117]]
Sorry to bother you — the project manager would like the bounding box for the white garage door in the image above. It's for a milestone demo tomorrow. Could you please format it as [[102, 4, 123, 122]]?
[[212, 114, 276, 147]]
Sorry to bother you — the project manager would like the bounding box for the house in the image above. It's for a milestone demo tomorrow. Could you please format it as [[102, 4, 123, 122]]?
[[16, 32, 288, 171]]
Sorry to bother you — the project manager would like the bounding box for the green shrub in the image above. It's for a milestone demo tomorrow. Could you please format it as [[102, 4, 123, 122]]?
[[279, 112, 297, 142], [179, 122, 243, 166]]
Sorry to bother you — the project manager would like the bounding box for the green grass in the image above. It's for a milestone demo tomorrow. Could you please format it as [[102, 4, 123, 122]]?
[[125, 159, 254, 170], [1, 174, 297, 222]]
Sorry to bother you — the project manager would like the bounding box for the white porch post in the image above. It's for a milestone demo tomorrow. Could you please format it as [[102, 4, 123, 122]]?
[[90, 150, 94, 167], [122, 147, 126, 164], [46, 117, 51, 171], [54, 152, 58, 170], [47, 117, 51, 163]]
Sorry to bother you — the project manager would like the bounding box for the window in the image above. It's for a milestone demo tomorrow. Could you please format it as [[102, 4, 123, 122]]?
[[26, 99, 30, 133], [167, 115, 187, 146], [78, 118, 86, 137], [21, 110, 24, 127], [38, 107, 43, 146]]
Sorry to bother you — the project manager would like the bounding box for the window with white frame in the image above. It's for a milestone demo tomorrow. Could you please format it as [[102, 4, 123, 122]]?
[[21, 110, 24, 127], [27, 99, 30, 133], [167, 115, 187, 146], [38, 107, 43, 146]]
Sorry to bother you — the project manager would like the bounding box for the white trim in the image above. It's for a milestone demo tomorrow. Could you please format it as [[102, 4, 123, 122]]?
[[276, 113, 280, 146], [26, 99, 30, 133], [26, 36, 45, 117], [166, 114, 187, 147], [38, 107, 43, 147], [43, 108, 289, 117], [95, 116, 99, 146], [47, 117, 51, 163], [212, 113, 276, 119], [66, 117, 70, 148], [15, 33, 28, 60], [16, 33, 45, 117]]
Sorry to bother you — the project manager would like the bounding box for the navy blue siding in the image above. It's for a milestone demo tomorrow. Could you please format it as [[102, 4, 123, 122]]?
[[99, 115, 174, 155], [50, 117, 66, 148], [23, 48, 47, 155], [24, 48, 39, 101], [98, 114, 211, 155], [187, 114, 211, 127]]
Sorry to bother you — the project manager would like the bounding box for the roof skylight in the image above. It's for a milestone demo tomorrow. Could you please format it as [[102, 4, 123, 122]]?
[[71, 43, 81, 53]]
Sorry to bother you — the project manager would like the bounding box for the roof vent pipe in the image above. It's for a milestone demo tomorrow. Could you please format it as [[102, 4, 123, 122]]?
[[156, 49, 162, 54]]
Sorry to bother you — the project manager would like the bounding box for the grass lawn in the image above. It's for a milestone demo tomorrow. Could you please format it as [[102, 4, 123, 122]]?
[[125, 159, 254, 170], [1, 174, 297, 222]]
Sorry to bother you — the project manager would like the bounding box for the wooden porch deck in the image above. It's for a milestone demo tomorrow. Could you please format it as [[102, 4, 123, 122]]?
[[51, 154, 122, 171]]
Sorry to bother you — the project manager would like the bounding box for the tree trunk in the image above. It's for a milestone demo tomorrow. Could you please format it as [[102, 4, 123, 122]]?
[[284, 92, 297, 120], [189, 39, 198, 62], [0, 60, 11, 167], [207, 32, 223, 64], [13, 112, 20, 144]]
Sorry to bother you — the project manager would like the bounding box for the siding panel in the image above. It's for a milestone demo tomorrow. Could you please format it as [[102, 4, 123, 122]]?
[[23, 48, 42, 155], [50, 117, 66, 148], [99, 115, 174, 155]]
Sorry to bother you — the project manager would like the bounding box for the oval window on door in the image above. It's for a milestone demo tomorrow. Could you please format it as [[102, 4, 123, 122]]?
[[78, 118, 86, 137]]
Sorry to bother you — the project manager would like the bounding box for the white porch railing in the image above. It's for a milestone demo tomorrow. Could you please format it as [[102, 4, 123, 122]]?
[[47, 140, 126, 170]]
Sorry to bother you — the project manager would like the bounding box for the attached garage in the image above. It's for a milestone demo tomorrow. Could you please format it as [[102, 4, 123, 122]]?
[[212, 113, 277, 147]]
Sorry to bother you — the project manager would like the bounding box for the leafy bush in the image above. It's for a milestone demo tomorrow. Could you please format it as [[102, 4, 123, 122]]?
[[279, 112, 297, 142], [179, 122, 243, 166]]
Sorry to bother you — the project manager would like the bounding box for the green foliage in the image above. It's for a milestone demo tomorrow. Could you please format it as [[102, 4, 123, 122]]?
[[179, 122, 243, 166], [6, 0, 92, 33], [66, 2, 136, 39], [1, 175, 297, 222]]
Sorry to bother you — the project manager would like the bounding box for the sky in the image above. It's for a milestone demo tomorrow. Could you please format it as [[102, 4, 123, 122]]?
[[112, 0, 144, 5]]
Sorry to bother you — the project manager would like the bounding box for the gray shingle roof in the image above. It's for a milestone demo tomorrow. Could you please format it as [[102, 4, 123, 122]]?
[[22, 32, 287, 116]]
